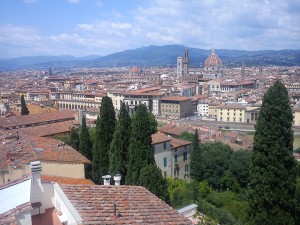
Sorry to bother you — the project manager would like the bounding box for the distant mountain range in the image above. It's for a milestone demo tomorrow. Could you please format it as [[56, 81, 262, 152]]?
[[1, 45, 300, 71]]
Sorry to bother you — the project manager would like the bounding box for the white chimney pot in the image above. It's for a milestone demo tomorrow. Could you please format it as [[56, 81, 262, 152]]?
[[102, 175, 111, 185], [113, 174, 121, 186]]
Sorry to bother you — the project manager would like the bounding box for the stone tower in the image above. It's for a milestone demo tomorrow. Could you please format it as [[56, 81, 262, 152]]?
[[183, 49, 189, 76], [177, 57, 183, 78]]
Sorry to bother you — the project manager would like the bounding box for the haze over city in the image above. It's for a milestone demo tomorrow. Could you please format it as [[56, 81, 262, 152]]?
[[1, 0, 300, 58]]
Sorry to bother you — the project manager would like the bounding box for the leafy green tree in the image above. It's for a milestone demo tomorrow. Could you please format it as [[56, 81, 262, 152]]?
[[20, 94, 29, 115], [230, 150, 252, 188], [109, 102, 131, 182], [70, 127, 80, 150], [199, 180, 211, 198], [198, 142, 233, 189], [140, 164, 169, 202], [92, 96, 116, 184], [126, 104, 156, 185], [176, 131, 194, 142], [190, 129, 202, 181], [221, 171, 240, 193], [79, 115, 92, 179], [249, 80, 297, 225]]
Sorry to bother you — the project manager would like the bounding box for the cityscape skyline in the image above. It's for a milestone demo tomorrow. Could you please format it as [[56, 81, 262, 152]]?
[[1, 0, 300, 58]]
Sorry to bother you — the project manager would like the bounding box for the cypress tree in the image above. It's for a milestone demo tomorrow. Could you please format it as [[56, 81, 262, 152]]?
[[140, 164, 169, 201], [20, 94, 29, 115], [79, 115, 92, 179], [92, 96, 116, 184], [92, 116, 101, 184], [126, 104, 156, 185], [249, 80, 297, 225], [109, 102, 131, 183], [190, 129, 202, 181], [70, 127, 80, 150]]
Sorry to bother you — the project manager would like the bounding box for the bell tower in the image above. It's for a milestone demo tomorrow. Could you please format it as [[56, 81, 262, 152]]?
[[183, 48, 189, 76]]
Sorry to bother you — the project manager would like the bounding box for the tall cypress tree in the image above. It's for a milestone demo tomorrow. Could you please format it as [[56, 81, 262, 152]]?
[[249, 80, 296, 225], [190, 129, 202, 181], [92, 96, 116, 184], [126, 104, 156, 185], [20, 94, 29, 115], [70, 127, 80, 150], [140, 164, 169, 202], [109, 102, 131, 183], [92, 116, 101, 184], [79, 115, 92, 179]]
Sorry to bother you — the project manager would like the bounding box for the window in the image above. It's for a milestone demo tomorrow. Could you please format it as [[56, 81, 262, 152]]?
[[227, 117, 230, 121], [164, 171, 167, 178], [185, 165, 189, 172], [183, 152, 188, 161], [174, 168, 179, 176], [174, 154, 178, 163], [163, 157, 167, 167], [152, 145, 155, 154], [163, 142, 167, 150]]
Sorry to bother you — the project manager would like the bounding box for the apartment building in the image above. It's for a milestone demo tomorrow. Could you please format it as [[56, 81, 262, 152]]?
[[160, 96, 193, 119], [216, 104, 247, 122], [152, 132, 191, 180], [107, 90, 125, 110]]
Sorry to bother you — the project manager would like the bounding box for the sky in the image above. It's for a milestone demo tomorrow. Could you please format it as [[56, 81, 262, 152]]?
[[0, 0, 299, 58]]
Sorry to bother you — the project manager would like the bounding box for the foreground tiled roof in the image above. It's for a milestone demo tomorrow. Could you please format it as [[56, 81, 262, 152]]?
[[42, 175, 94, 185], [60, 184, 192, 224]]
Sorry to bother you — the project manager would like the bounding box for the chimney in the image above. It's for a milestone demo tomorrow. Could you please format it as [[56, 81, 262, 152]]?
[[102, 175, 111, 185], [30, 161, 42, 173], [113, 174, 121, 186]]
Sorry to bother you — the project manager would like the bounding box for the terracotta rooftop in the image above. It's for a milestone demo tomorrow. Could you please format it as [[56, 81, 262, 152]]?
[[0, 132, 90, 173], [41, 175, 94, 185], [170, 138, 191, 149], [20, 120, 79, 137], [152, 132, 172, 144], [161, 125, 194, 137], [60, 184, 192, 224], [0, 110, 75, 129]]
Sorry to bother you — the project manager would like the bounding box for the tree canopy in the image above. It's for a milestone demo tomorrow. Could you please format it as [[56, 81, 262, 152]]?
[[109, 102, 131, 183], [92, 96, 116, 184], [126, 104, 156, 185], [249, 80, 297, 225], [20, 94, 29, 115]]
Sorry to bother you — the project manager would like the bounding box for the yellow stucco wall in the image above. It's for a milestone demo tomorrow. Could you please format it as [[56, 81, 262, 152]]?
[[294, 111, 300, 126], [41, 161, 85, 179]]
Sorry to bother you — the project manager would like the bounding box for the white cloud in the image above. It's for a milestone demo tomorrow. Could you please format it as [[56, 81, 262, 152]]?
[[1, 0, 300, 57]]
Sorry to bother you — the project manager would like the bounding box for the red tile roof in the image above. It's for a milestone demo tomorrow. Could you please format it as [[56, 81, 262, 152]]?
[[0, 110, 75, 129], [41, 175, 94, 185], [152, 132, 172, 144], [170, 138, 191, 149], [60, 184, 192, 224], [20, 120, 79, 137]]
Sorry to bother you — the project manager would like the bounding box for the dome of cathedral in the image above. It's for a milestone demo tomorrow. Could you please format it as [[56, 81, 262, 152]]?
[[204, 50, 222, 68], [130, 67, 139, 74]]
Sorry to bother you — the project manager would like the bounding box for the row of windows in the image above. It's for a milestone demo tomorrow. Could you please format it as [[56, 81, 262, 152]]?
[[220, 117, 243, 122], [220, 112, 243, 116], [163, 152, 188, 167]]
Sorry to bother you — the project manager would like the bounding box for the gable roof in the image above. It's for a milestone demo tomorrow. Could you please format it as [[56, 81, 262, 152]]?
[[151, 132, 172, 144], [60, 184, 192, 224], [0, 110, 75, 129]]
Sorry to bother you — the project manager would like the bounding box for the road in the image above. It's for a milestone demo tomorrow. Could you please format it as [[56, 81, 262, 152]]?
[[170, 117, 300, 134]]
